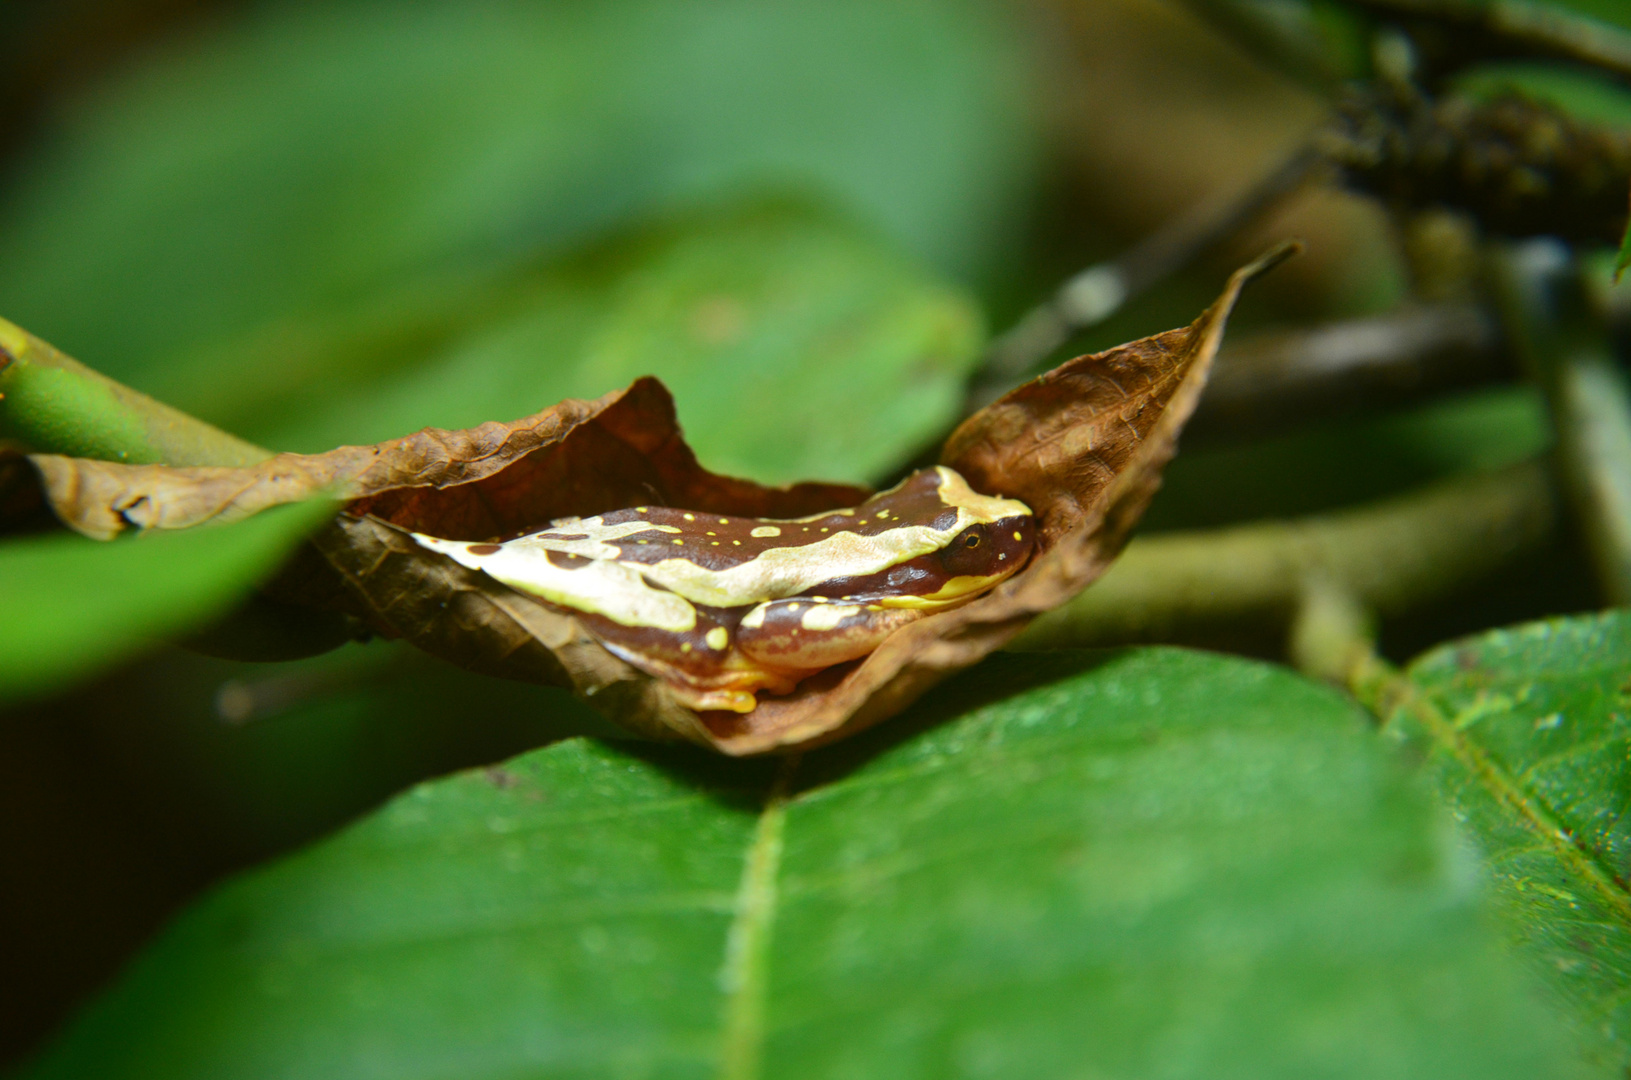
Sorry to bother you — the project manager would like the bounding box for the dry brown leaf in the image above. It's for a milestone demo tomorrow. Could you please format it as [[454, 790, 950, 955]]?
[[29, 244, 1295, 755]]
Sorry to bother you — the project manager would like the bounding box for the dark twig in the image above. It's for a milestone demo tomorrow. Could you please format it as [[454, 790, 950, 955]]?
[[1010, 460, 1557, 651], [1187, 302, 1508, 442], [1350, 0, 1631, 84], [962, 144, 1330, 413]]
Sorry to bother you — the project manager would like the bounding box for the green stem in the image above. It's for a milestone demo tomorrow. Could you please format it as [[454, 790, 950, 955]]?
[[1011, 460, 1557, 651], [1489, 241, 1631, 604], [0, 317, 268, 466]]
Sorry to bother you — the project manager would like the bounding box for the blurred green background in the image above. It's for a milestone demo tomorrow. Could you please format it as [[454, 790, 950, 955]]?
[[0, 0, 1621, 1067]]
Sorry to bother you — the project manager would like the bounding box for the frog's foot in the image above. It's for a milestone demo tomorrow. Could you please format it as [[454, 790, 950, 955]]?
[[736, 597, 930, 670], [602, 647, 813, 713]]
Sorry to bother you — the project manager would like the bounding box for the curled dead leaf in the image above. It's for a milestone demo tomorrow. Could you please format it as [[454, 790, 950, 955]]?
[[26, 243, 1297, 754]]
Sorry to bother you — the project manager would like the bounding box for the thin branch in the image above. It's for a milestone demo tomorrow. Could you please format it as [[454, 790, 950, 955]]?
[[1009, 460, 1556, 651], [963, 145, 1330, 412], [1188, 302, 1507, 442], [0, 317, 267, 467], [1351, 0, 1631, 83]]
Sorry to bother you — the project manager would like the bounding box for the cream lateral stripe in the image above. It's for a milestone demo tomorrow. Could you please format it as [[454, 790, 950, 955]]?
[[515, 519, 681, 561], [777, 466, 1024, 524], [927, 466, 1031, 522], [412, 534, 698, 632], [634, 523, 963, 606], [515, 467, 1029, 608]]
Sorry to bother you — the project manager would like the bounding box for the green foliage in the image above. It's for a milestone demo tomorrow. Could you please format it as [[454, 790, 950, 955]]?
[[1388, 611, 1631, 1069], [1454, 63, 1631, 129], [24, 650, 1592, 1079], [156, 201, 984, 486], [1146, 384, 1551, 530], [0, 0, 1033, 397], [1540, 0, 1631, 35], [0, 500, 334, 703], [1173, 0, 1374, 89]]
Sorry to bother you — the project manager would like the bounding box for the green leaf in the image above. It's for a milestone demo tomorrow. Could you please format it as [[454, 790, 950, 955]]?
[[0, 0, 1033, 394], [1526, 0, 1631, 36], [1453, 63, 1631, 130], [156, 201, 984, 486], [26, 650, 1591, 1078], [0, 500, 333, 702], [1388, 610, 1631, 1069]]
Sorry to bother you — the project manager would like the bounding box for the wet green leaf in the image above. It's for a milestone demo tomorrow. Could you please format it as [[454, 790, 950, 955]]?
[[0, 0, 1033, 398], [0, 500, 333, 703], [26, 650, 1591, 1079], [1389, 610, 1631, 1069], [161, 202, 984, 486]]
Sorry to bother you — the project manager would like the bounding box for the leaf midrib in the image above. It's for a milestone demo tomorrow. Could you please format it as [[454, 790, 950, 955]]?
[[1393, 675, 1631, 926], [717, 757, 798, 1080]]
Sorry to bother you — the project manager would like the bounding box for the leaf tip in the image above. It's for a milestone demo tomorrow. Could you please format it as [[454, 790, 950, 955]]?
[[1233, 238, 1303, 289]]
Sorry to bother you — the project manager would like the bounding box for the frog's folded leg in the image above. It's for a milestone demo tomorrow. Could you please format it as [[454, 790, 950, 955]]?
[[736, 598, 926, 670]]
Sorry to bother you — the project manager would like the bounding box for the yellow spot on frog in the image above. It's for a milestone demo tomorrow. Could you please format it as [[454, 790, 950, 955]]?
[[732, 540, 742, 546], [706, 531, 716, 536], [637, 507, 648, 513], [820, 527, 829, 533], [711, 541, 720, 546], [705, 627, 728, 650], [875, 509, 890, 519], [1013, 531, 1023, 541], [867, 605, 882, 611], [787, 603, 800, 611], [718, 518, 729, 524], [802, 603, 860, 631], [837, 509, 855, 516], [637, 540, 648, 545], [684, 513, 695, 521], [673, 539, 684, 546], [750, 525, 782, 538], [681, 643, 693, 653]]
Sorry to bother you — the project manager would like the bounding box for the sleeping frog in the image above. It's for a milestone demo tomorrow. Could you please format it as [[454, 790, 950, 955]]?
[[413, 466, 1034, 713]]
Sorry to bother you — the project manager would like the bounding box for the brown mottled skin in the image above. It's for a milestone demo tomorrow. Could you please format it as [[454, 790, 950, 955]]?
[[415, 467, 1034, 712]]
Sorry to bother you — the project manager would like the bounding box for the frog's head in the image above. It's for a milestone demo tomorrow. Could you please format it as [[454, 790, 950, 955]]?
[[926, 511, 1035, 601]]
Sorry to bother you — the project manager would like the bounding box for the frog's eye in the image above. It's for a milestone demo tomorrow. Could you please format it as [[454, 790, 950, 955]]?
[[964, 533, 982, 549]]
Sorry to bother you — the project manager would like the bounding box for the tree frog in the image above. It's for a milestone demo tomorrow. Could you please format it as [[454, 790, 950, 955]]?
[[414, 466, 1034, 712]]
